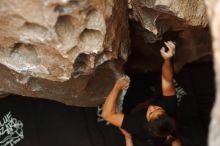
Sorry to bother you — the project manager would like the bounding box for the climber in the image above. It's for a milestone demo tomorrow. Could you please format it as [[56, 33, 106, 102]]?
[[101, 41, 181, 146]]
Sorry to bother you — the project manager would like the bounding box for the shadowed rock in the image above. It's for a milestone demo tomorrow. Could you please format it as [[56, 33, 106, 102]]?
[[0, 0, 129, 106], [125, 0, 212, 73]]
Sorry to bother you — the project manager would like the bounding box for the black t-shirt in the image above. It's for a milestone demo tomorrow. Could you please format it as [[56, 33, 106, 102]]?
[[0, 95, 125, 146], [121, 95, 177, 140]]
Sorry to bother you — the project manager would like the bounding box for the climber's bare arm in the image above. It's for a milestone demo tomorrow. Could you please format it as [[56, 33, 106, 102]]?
[[101, 76, 130, 127], [120, 129, 134, 146], [161, 41, 176, 96], [172, 138, 182, 146]]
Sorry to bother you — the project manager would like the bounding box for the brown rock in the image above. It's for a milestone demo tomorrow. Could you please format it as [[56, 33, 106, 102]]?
[[0, 0, 129, 106], [130, 0, 208, 39], [125, 0, 212, 73]]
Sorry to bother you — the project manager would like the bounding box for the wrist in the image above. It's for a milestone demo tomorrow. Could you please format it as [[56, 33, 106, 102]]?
[[163, 58, 173, 65], [164, 58, 171, 61], [125, 135, 132, 140], [113, 85, 121, 92]]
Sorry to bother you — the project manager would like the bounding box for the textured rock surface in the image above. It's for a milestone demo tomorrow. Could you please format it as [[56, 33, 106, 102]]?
[[0, 0, 214, 106], [125, 24, 212, 73], [0, 0, 129, 106], [130, 0, 208, 40], [205, 0, 220, 146], [125, 0, 212, 73]]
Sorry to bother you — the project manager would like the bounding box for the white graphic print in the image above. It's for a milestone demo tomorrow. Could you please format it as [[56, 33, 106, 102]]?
[[173, 79, 188, 106], [97, 105, 106, 123], [0, 112, 24, 146]]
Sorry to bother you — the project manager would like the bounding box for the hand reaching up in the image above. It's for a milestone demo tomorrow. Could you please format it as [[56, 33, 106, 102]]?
[[160, 41, 176, 60], [114, 76, 130, 91]]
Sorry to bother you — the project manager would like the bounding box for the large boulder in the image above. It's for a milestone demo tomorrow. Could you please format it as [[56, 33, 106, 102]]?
[[0, 0, 129, 106], [130, 0, 208, 39], [126, 0, 212, 73]]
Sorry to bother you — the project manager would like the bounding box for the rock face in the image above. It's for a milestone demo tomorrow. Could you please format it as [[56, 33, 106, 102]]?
[[205, 0, 220, 146], [0, 0, 214, 106], [126, 0, 212, 73], [0, 0, 129, 106], [130, 0, 208, 39]]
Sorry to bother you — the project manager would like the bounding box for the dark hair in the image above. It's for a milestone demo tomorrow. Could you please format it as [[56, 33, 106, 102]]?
[[147, 114, 175, 138]]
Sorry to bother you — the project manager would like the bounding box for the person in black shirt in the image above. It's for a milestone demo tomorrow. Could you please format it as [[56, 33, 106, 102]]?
[[101, 41, 181, 146]]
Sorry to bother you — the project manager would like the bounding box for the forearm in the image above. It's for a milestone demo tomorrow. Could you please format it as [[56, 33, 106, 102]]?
[[124, 137, 134, 146], [162, 59, 173, 82], [102, 86, 120, 119], [171, 138, 182, 146], [161, 59, 175, 96]]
